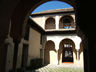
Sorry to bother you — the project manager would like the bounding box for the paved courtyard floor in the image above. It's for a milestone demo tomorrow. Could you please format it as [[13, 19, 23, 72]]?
[[26, 64, 84, 72]]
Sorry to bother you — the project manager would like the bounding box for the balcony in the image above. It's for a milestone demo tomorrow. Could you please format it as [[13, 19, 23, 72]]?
[[45, 24, 76, 32]]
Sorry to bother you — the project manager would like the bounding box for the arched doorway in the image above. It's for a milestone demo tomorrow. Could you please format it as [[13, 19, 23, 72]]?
[[59, 39, 75, 63], [44, 40, 56, 65], [45, 17, 55, 29]]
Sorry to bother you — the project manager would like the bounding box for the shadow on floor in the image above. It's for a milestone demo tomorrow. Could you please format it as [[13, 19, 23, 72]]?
[[9, 58, 48, 72], [26, 58, 48, 72]]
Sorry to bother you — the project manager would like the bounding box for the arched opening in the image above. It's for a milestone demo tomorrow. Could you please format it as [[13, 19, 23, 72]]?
[[58, 39, 75, 63], [6, 0, 89, 72], [45, 17, 55, 29], [59, 15, 75, 29], [44, 40, 56, 65]]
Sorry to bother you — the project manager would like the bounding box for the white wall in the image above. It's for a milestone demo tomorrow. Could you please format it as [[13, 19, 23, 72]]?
[[45, 34, 83, 67], [46, 34, 81, 50], [32, 16, 43, 27]]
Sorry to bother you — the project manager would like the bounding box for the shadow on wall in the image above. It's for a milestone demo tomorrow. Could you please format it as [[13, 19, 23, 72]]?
[[44, 40, 56, 65], [26, 58, 43, 70], [9, 58, 43, 72]]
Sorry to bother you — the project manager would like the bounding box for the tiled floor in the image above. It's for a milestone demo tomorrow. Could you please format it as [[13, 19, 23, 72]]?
[[26, 64, 84, 72]]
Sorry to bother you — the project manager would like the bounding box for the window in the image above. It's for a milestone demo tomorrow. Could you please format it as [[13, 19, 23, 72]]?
[[45, 17, 55, 29], [59, 15, 74, 29]]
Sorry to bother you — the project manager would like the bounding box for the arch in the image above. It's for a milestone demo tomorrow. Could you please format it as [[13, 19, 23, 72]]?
[[59, 15, 75, 29], [10, 0, 77, 67], [9, 0, 88, 71], [44, 40, 56, 65], [45, 17, 55, 29], [58, 38, 76, 64], [44, 40, 56, 50]]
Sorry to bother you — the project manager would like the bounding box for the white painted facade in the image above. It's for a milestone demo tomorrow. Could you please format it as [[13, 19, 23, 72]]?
[[44, 34, 83, 67], [46, 34, 81, 51], [31, 8, 84, 67]]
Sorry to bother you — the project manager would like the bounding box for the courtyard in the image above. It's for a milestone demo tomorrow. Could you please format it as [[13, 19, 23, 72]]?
[[26, 64, 84, 72]]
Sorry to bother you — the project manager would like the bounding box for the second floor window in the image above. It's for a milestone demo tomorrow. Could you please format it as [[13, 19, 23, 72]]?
[[63, 18, 72, 29], [59, 15, 74, 29], [45, 17, 55, 29]]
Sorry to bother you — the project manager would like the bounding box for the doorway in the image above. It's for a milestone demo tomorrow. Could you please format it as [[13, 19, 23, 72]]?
[[62, 43, 73, 62], [59, 39, 75, 63]]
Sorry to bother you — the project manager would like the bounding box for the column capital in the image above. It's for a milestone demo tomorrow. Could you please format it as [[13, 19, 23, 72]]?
[[55, 42, 59, 51], [75, 36, 82, 50], [5, 35, 13, 44]]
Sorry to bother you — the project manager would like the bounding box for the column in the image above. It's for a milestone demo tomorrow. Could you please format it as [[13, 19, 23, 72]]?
[[42, 41, 46, 65], [74, 36, 81, 60], [42, 16, 45, 29], [56, 15, 59, 30], [21, 44, 29, 72], [5, 35, 14, 72], [41, 35, 46, 65], [42, 48, 45, 65], [76, 43, 81, 60], [5, 20, 15, 72], [55, 40, 59, 65], [16, 39, 23, 69], [56, 50, 59, 65], [12, 39, 21, 72], [77, 49, 80, 60]]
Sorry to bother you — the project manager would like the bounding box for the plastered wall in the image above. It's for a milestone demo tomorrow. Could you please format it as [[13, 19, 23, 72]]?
[[45, 34, 84, 67], [28, 28, 41, 66], [32, 14, 75, 30], [32, 16, 43, 27]]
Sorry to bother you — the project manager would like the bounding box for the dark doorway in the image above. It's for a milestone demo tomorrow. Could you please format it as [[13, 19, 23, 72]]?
[[59, 39, 74, 63], [62, 43, 73, 62]]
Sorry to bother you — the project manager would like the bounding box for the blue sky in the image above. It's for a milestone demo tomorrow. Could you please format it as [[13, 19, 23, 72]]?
[[32, 1, 72, 13]]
